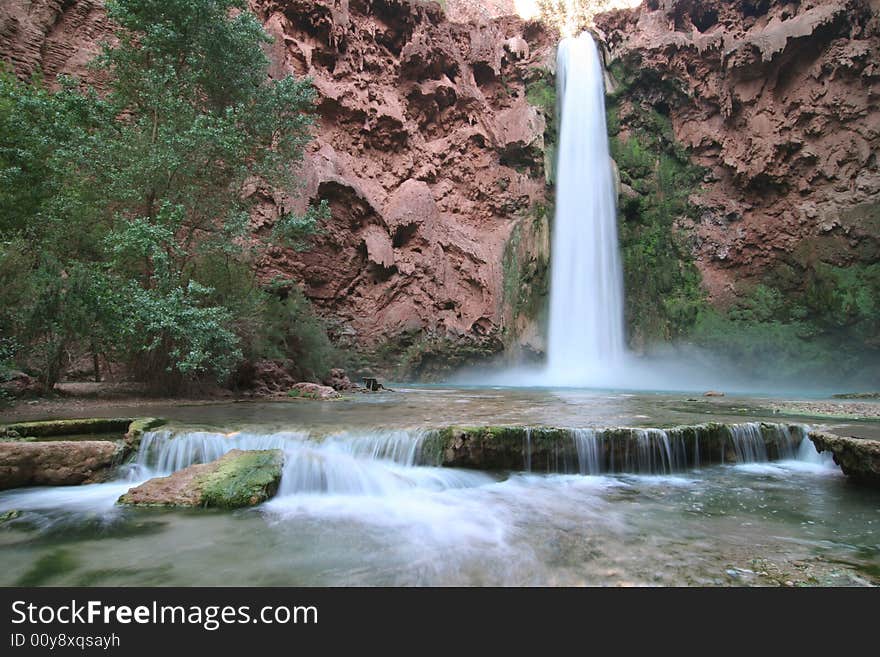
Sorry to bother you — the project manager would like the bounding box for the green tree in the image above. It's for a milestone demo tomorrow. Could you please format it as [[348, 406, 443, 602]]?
[[0, 0, 330, 391]]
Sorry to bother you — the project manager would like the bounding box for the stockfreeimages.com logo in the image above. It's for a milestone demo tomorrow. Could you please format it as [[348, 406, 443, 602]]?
[[11, 600, 318, 632]]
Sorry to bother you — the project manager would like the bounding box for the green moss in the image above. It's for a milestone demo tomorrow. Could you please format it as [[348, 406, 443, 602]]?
[[16, 549, 78, 586], [605, 57, 707, 347], [395, 333, 503, 381], [1, 417, 133, 439], [198, 449, 283, 509], [0, 509, 20, 524], [500, 201, 551, 348], [502, 223, 524, 315], [525, 67, 558, 184], [606, 57, 880, 382], [690, 269, 880, 383], [123, 417, 166, 456]]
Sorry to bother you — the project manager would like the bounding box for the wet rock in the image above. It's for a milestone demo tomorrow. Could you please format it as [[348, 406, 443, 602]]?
[[0, 441, 119, 490], [289, 382, 341, 400], [426, 421, 806, 472], [118, 449, 284, 509], [122, 418, 166, 458], [0, 509, 21, 524], [809, 430, 880, 487]]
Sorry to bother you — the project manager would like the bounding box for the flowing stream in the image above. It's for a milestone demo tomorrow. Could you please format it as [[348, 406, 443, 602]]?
[[2, 397, 873, 587]]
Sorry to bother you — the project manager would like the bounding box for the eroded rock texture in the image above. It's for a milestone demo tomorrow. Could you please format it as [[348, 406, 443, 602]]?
[[809, 430, 880, 486], [4, 0, 879, 373], [596, 0, 880, 305], [251, 1, 552, 367], [0, 0, 552, 372]]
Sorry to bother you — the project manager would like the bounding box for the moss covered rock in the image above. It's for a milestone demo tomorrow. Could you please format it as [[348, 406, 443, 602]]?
[[0, 418, 134, 439], [427, 422, 806, 473], [122, 417, 166, 457], [118, 449, 284, 509]]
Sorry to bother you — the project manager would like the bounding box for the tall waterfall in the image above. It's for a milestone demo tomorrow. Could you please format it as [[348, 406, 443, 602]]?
[[545, 32, 625, 385]]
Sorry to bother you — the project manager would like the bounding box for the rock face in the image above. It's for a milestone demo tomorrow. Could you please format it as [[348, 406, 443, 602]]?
[[0, 0, 552, 373], [252, 1, 553, 369], [0, 417, 164, 490], [118, 449, 284, 508], [4, 0, 879, 374], [596, 0, 880, 306], [323, 367, 355, 390], [809, 430, 880, 486], [0, 441, 119, 490]]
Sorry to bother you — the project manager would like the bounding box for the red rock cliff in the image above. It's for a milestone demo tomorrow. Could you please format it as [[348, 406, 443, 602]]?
[[3, 0, 879, 373], [596, 0, 880, 306], [0, 0, 552, 375]]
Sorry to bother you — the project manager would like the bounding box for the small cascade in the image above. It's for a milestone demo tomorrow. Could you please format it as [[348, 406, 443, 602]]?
[[277, 429, 490, 496], [563, 422, 811, 475], [321, 430, 430, 465], [726, 423, 768, 463], [133, 422, 817, 489], [771, 423, 806, 460], [724, 423, 807, 463], [794, 430, 837, 469], [572, 429, 600, 475], [523, 428, 532, 473], [136, 430, 310, 475], [135, 429, 493, 498]]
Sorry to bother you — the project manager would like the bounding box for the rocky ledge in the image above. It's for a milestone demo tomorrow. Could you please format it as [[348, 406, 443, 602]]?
[[809, 430, 880, 487], [423, 422, 807, 472], [0, 440, 119, 490], [0, 417, 165, 491], [118, 449, 284, 509]]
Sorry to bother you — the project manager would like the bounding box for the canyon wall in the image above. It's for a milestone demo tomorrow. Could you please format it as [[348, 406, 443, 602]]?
[[2, 0, 879, 378], [0, 0, 553, 377], [597, 0, 879, 309]]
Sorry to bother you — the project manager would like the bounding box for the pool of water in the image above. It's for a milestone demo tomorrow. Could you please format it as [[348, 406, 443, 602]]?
[[1, 388, 878, 587], [2, 386, 860, 433], [0, 459, 877, 586]]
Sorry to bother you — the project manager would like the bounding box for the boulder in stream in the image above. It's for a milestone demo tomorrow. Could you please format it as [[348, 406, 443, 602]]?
[[118, 449, 284, 509], [288, 382, 340, 400]]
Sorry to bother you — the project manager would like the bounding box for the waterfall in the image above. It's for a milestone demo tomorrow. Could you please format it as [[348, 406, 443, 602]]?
[[545, 32, 626, 385]]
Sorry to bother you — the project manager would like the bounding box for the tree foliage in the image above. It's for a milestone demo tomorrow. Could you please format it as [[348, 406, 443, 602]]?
[[0, 0, 333, 391]]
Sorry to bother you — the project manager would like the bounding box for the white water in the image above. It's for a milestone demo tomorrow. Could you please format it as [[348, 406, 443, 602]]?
[[135, 429, 493, 497], [545, 32, 626, 386], [0, 423, 832, 524]]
